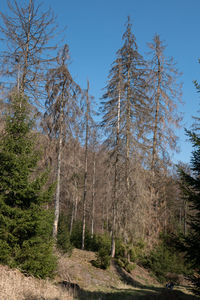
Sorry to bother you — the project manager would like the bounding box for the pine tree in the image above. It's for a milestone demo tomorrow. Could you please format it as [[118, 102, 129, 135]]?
[[0, 94, 56, 278], [178, 131, 200, 295]]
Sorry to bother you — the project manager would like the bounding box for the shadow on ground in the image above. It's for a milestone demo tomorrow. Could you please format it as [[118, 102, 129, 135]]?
[[75, 287, 199, 300], [74, 262, 199, 300], [57, 261, 199, 300]]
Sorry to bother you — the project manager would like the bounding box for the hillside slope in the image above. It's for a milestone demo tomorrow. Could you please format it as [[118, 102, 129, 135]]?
[[0, 249, 197, 300], [57, 249, 197, 300], [0, 264, 72, 300]]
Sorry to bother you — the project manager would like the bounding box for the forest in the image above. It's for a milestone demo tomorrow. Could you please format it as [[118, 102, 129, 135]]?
[[0, 0, 200, 298]]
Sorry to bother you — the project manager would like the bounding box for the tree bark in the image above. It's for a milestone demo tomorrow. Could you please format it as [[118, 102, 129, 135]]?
[[151, 52, 161, 172], [91, 152, 96, 238], [82, 80, 89, 250]]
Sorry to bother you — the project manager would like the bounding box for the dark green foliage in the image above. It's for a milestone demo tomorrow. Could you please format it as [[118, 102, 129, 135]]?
[[178, 130, 200, 295], [89, 233, 111, 253], [57, 214, 73, 254], [70, 224, 112, 270], [115, 239, 126, 258], [88, 233, 111, 270], [116, 257, 136, 273], [70, 221, 91, 249], [142, 235, 192, 283], [91, 248, 111, 270], [0, 94, 56, 278], [115, 239, 142, 273]]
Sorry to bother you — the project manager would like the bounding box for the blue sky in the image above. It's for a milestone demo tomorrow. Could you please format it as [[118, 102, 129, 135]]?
[[1, 0, 200, 164]]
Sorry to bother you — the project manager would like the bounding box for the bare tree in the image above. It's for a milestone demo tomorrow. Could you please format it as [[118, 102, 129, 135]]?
[[147, 34, 182, 172], [0, 0, 57, 102], [101, 57, 124, 257], [101, 17, 149, 255], [44, 45, 81, 239], [81, 80, 95, 249]]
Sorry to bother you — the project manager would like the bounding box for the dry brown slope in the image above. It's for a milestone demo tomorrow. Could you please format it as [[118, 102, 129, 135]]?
[[57, 249, 196, 300], [57, 248, 160, 291], [0, 264, 73, 300]]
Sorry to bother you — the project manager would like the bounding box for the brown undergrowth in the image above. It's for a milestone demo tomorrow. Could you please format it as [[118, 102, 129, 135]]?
[[0, 264, 73, 300]]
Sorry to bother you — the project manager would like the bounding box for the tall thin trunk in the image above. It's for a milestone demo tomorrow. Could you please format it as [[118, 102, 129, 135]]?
[[184, 200, 187, 235], [82, 80, 89, 250], [91, 152, 96, 238], [126, 67, 131, 199], [70, 194, 75, 235], [151, 48, 161, 172], [70, 142, 78, 235], [53, 127, 62, 238], [21, 0, 32, 93], [111, 78, 121, 258], [53, 78, 66, 239]]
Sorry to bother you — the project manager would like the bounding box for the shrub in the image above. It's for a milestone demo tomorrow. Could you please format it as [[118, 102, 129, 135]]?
[[142, 234, 192, 283], [89, 233, 111, 252], [57, 214, 73, 254], [70, 221, 93, 250], [116, 257, 136, 273], [92, 247, 111, 269]]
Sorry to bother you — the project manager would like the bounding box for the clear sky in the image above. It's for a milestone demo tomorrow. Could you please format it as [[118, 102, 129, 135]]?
[[1, 0, 200, 164]]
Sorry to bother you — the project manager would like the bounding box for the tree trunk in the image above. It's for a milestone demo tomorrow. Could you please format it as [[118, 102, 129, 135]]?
[[53, 132, 62, 238], [82, 80, 89, 250], [126, 67, 131, 200], [21, 0, 32, 93], [151, 47, 161, 172], [91, 152, 96, 238], [52, 79, 66, 239], [111, 79, 121, 257]]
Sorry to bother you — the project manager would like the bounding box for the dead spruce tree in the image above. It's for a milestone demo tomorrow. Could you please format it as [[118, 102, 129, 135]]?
[[101, 57, 124, 257], [0, 0, 57, 102], [147, 34, 182, 172], [44, 45, 81, 239], [118, 17, 149, 202], [81, 80, 96, 249], [101, 17, 150, 256], [146, 35, 182, 235]]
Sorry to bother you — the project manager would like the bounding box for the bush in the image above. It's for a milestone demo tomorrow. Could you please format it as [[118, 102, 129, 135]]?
[[126, 262, 136, 273], [116, 257, 136, 273], [92, 247, 111, 269], [89, 233, 111, 252], [70, 221, 93, 250], [115, 239, 126, 258], [130, 241, 145, 263], [142, 234, 192, 283], [90, 233, 111, 270], [57, 214, 73, 254]]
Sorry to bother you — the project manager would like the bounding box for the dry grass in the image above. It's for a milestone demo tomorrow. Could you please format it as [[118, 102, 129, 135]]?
[[0, 264, 73, 300]]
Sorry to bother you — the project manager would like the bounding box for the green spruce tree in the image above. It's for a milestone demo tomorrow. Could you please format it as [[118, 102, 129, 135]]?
[[179, 130, 200, 295], [0, 94, 56, 278]]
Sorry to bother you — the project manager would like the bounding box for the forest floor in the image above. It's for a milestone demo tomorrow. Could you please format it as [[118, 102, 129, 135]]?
[[57, 248, 198, 300], [0, 248, 198, 300]]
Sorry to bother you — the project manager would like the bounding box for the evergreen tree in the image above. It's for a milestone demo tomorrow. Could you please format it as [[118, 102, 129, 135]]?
[[179, 130, 200, 295], [0, 94, 56, 278]]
